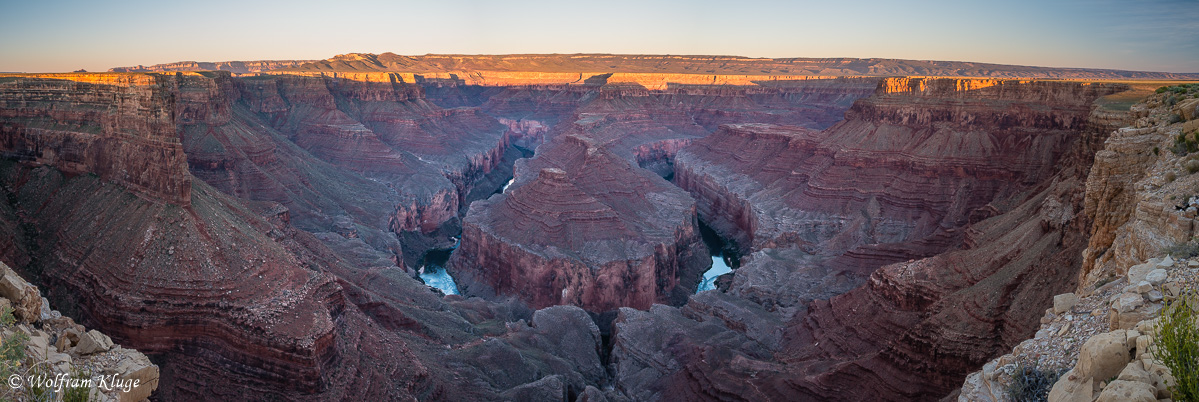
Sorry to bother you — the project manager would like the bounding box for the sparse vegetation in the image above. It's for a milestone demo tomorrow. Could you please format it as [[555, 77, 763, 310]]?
[[1153, 291, 1199, 402], [1006, 363, 1065, 402], [1155, 146, 1161, 156], [1167, 171, 1177, 182], [1186, 160, 1199, 174], [62, 369, 91, 402], [0, 306, 27, 378], [1172, 132, 1199, 156]]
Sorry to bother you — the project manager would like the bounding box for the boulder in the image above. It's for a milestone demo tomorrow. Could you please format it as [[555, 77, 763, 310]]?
[[1095, 379, 1157, 402], [1115, 293, 1144, 313], [1054, 293, 1080, 314], [1117, 361, 1151, 383], [74, 329, 114, 355], [114, 351, 159, 402], [1048, 369, 1093, 402], [1128, 262, 1156, 285], [1145, 269, 1168, 286], [57, 327, 81, 352], [1077, 331, 1131, 380]]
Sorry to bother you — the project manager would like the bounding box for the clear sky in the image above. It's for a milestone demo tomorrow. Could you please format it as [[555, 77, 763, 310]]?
[[2, 0, 1197, 73]]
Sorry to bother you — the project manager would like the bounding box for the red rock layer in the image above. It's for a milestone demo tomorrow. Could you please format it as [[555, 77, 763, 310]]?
[[174, 73, 407, 269], [0, 166, 435, 400], [677, 78, 1124, 260], [0, 71, 626, 401], [0, 73, 191, 204], [239, 73, 515, 235], [450, 135, 709, 312]]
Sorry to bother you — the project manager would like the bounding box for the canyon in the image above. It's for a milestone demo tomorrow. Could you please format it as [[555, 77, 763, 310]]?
[[0, 53, 1194, 400]]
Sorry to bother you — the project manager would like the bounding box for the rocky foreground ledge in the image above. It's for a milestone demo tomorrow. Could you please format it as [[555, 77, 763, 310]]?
[[0, 262, 158, 401], [958, 83, 1199, 401]]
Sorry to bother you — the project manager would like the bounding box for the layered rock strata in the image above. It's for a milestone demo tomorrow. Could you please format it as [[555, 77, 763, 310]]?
[[450, 135, 709, 312], [608, 78, 1128, 400], [281, 53, 1199, 80], [0, 73, 191, 204], [0, 72, 615, 401], [1082, 84, 1199, 283]]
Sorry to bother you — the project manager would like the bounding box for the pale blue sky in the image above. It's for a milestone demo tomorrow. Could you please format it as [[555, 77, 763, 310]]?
[[1, 0, 1196, 73]]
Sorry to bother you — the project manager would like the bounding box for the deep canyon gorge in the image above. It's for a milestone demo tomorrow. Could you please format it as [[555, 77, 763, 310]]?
[[1, 53, 1198, 401]]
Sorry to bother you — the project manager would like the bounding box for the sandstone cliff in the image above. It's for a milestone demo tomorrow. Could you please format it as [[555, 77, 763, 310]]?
[[281, 53, 1199, 80], [109, 60, 316, 74]]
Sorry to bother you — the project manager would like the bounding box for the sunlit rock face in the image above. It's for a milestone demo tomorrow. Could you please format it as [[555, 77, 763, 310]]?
[[450, 134, 709, 312]]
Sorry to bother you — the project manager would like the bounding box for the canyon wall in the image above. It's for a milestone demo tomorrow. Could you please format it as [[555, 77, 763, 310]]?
[[280, 53, 1199, 80], [0, 72, 621, 401], [110, 60, 316, 74], [0, 73, 191, 205], [0, 67, 1165, 401], [609, 78, 1128, 400]]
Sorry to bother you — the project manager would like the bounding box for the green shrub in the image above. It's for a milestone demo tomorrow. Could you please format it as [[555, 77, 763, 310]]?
[[1006, 363, 1064, 402], [1153, 292, 1199, 402], [0, 306, 28, 387], [1155, 146, 1162, 156], [62, 369, 91, 402], [1172, 132, 1197, 156], [1160, 86, 1171, 94]]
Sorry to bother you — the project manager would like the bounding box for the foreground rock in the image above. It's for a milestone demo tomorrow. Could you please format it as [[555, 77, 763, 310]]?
[[0, 261, 158, 402], [451, 134, 709, 312], [959, 83, 1199, 402]]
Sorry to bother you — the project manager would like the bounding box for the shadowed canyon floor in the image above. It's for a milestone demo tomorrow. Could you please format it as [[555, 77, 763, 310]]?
[[1, 54, 1195, 400]]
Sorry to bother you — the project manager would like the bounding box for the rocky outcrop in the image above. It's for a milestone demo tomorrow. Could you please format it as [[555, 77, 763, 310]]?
[[0, 261, 159, 402], [956, 83, 1199, 402], [0, 73, 191, 205], [450, 135, 709, 312], [1082, 85, 1199, 284]]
